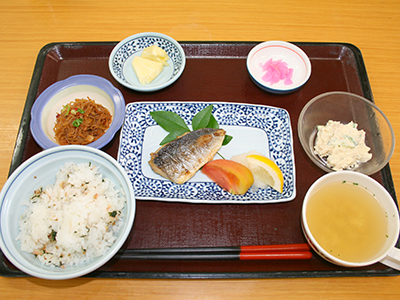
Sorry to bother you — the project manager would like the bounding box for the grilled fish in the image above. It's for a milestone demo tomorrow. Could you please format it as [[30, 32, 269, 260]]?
[[149, 128, 226, 184]]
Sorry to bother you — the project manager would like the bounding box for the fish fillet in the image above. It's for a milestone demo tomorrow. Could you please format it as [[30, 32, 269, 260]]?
[[149, 128, 226, 184]]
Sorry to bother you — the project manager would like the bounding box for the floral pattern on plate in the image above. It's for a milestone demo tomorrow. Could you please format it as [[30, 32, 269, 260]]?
[[108, 33, 185, 92], [117, 102, 296, 203]]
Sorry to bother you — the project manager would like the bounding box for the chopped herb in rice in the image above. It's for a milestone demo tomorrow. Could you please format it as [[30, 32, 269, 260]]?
[[16, 162, 126, 267]]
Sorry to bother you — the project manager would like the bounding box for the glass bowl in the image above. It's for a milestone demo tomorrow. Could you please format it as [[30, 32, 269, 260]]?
[[298, 91, 395, 175]]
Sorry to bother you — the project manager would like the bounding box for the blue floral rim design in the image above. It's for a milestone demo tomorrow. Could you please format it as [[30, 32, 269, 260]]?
[[108, 32, 186, 92], [117, 102, 296, 203]]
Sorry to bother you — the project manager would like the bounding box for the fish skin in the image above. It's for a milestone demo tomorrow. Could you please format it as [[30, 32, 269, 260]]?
[[149, 128, 226, 184]]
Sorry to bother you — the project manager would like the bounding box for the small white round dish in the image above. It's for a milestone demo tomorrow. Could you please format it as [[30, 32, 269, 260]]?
[[108, 32, 186, 92], [247, 41, 311, 94], [30, 74, 125, 149], [0, 145, 136, 280]]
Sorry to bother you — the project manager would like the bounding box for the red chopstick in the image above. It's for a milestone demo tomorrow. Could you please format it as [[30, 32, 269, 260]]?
[[240, 243, 311, 252], [239, 243, 312, 260], [117, 243, 312, 260]]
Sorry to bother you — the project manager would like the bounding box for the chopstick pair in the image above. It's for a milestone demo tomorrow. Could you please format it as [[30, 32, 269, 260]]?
[[117, 243, 312, 261]]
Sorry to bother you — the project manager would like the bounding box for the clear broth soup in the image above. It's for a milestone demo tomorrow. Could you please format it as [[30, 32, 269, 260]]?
[[306, 181, 389, 263]]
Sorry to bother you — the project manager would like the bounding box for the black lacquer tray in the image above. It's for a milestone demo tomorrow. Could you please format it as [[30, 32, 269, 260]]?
[[1, 41, 398, 278]]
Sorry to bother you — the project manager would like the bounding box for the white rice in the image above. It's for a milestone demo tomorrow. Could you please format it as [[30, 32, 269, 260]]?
[[16, 162, 126, 268]]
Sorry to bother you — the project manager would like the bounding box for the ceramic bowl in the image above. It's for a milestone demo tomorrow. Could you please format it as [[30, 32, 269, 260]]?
[[0, 145, 136, 280], [298, 91, 395, 175], [30, 74, 125, 149], [246, 41, 311, 94], [301, 171, 400, 269], [108, 32, 186, 92]]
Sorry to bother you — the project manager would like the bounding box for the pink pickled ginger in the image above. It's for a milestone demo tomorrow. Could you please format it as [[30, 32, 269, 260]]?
[[260, 58, 293, 85]]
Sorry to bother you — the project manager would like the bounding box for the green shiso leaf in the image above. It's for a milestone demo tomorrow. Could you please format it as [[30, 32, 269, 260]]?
[[192, 105, 213, 131], [222, 135, 233, 146], [206, 114, 219, 129], [150, 111, 190, 133], [159, 130, 189, 145], [150, 105, 232, 146]]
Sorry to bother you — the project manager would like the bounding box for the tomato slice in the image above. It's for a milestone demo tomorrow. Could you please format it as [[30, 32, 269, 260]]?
[[201, 159, 254, 195]]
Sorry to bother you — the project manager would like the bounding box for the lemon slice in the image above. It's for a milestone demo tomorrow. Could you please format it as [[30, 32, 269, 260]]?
[[246, 154, 284, 193]]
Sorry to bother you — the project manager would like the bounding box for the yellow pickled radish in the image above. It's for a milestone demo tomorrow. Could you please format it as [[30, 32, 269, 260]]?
[[141, 45, 169, 66], [131, 56, 163, 85]]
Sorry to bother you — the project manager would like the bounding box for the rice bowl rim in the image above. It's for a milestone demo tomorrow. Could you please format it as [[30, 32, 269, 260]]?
[[0, 145, 136, 280]]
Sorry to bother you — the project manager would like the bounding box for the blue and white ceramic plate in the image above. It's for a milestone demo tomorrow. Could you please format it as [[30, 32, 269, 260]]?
[[118, 102, 296, 203], [108, 32, 186, 92]]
